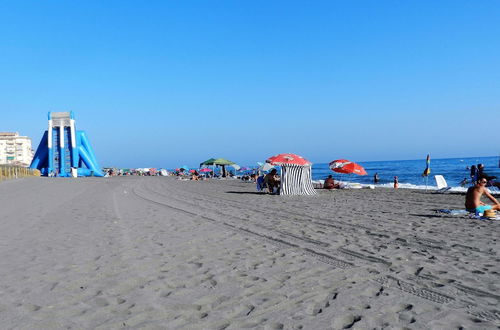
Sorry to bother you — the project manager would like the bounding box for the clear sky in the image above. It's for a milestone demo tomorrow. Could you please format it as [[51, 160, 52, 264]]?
[[1, 1, 499, 168]]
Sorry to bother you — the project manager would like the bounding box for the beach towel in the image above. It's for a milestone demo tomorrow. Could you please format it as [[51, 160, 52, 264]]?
[[436, 209, 469, 216], [436, 209, 500, 220]]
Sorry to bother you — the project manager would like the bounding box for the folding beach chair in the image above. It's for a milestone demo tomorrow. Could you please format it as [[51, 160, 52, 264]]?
[[434, 175, 452, 193]]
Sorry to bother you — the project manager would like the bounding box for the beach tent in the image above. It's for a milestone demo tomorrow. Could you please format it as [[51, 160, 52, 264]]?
[[266, 153, 316, 196]]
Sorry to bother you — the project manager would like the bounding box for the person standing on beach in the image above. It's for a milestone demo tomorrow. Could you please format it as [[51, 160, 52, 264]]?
[[374, 173, 380, 184], [465, 176, 500, 213], [470, 165, 477, 184], [477, 164, 497, 181], [393, 176, 398, 189]]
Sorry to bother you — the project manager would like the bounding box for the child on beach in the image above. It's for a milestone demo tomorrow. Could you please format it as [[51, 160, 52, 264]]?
[[393, 176, 399, 189]]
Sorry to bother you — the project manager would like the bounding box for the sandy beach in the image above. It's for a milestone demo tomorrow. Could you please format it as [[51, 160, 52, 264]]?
[[1, 176, 499, 329]]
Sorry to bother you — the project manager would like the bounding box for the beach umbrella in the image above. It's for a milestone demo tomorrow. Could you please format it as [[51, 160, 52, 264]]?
[[267, 153, 312, 166], [329, 159, 367, 176], [206, 158, 234, 176], [422, 154, 431, 177], [257, 162, 274, 172], [199, 168, 212, 173], [422, 154, 431, 190], [199, 158, 236, 176], [200, 158, 216, 167]]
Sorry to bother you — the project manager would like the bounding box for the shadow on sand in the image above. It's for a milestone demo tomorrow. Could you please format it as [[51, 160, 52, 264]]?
[[226, 191, 268, 195]]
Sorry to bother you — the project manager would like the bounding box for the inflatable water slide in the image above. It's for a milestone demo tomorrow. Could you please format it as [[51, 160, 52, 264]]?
[[30, 112, 104, 177]]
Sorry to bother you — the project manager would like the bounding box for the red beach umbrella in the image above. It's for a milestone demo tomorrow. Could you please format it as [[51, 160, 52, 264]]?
[[266, 153, 312, 166], [329, 159, 367, 176], [199, 168, 211, 173]]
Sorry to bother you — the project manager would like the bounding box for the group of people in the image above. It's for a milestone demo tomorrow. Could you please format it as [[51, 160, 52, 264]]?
[[256, 169, 281, 194], [463, 163, 500, 215], [467, 163, 500, 188]]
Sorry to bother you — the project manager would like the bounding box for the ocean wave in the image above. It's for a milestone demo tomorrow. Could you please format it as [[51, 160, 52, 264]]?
[[312, 180, 500, 195]]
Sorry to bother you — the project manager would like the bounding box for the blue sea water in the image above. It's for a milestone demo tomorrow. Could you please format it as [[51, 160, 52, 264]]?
[[311, 156, 500, 189]]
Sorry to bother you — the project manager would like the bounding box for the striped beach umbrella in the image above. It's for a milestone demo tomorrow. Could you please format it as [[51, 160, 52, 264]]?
[[266, 153, 316, 196]]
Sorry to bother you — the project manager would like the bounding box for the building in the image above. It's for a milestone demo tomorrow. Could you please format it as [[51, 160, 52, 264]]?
[[0, 132, 33, 166]]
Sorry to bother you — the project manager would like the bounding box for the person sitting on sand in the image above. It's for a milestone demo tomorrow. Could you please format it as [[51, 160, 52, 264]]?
[[264, 169, 280, 194], [190, 170, 200, 181], [465, 176, 500, 213], [324, 175, 340, 189]]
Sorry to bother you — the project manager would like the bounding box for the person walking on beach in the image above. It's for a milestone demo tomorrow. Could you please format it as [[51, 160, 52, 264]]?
[[374, 173, 380, 184], [465, 176, 500, 213], [393, 176, 399, 189]]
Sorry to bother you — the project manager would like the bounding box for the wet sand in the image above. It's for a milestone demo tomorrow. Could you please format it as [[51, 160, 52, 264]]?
[[0, 176, 499, 329]]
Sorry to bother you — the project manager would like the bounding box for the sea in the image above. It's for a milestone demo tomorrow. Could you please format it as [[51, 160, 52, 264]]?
[[310, 156, 500, 191]]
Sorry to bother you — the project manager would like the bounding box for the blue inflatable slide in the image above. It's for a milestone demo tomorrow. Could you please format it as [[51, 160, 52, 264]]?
[[30, 112, 104, 177]]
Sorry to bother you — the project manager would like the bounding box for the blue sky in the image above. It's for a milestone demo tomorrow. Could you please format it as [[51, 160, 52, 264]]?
[[1, 1, 499, 168]]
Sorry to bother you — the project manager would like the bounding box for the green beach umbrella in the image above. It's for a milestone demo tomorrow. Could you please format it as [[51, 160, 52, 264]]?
[[199, 158, 236, 177], [200, 158, 217, 167], [212, 158, 235, 166]]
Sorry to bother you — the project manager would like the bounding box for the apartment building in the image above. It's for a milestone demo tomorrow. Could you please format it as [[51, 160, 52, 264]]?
[[0, 132, 34, 166]]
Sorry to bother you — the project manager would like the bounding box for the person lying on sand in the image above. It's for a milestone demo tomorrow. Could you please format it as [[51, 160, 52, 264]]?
[[465, 175, 500, 213]]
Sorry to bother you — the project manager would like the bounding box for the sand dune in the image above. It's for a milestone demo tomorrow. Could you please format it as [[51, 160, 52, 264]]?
[[0, 176, 499, 329]]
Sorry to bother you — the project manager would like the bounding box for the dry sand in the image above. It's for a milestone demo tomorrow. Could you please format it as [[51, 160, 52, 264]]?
[[0, 176, 499, 329]]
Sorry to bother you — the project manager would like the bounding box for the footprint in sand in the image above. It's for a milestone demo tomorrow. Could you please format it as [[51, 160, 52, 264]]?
[[331, 314, 361, 329], [24, 304, 41, 312]]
